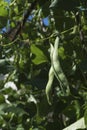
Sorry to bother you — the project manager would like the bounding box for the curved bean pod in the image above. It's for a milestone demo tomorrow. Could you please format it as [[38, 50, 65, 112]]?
[[52, 37, 70, 95], [46, 66, 54, 105], [45, 44, 54, 105], [46, 36, 70, 105]]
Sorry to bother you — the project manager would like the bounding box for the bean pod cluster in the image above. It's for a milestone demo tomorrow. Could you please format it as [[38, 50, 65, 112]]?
[[46, 36, 70, 105]]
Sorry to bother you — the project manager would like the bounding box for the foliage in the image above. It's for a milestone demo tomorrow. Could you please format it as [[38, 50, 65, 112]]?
[[0, 0, 87, 129]]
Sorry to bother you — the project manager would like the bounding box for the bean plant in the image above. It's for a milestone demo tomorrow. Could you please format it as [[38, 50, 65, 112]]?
[[0, 0, 87, 130]]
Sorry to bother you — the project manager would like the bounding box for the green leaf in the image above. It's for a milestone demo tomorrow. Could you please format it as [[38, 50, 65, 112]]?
[[0, 59, 7, 67], [24, 102, 37, 118], [4, 105, 27, 117], [0, 1, 8, 17], [0, 95, 5, 103], [0, 116, 4, 126], [0, 1, 8, 27], [79, 60, 87, 73], [37, 95, 50, 117], [16, 124, 24, 130], [31, 44, 48, 65], [0, 7, 8, 17]]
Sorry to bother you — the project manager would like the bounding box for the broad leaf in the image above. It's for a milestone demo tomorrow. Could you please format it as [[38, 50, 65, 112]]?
[[31, 44, 48, 65]]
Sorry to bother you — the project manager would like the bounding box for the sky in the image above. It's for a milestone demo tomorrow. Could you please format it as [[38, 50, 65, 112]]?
[[42, 17, 49, 26]]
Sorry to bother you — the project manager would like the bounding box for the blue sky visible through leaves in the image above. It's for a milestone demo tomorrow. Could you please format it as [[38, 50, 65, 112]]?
[[6, 0, 49, 25], [0, 0, 49, 33], [42, 17, 49, 26], [28, 15, 49, 26]]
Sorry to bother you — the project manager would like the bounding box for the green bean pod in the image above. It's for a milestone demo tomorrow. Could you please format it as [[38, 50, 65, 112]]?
[[52, 37, 70, 95], [46, 36, 70, 105], [45, 44, 54, 105], [46, 66, 54, 105]]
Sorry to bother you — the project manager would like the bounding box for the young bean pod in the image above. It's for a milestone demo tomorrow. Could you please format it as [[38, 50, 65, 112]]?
[[46, 66, 54, 105], [52, 37, 70, 95], [45, 44, 54, 105], [46, 36, 70, 105]]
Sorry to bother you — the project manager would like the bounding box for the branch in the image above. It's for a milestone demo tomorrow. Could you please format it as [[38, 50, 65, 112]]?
[[4, 0, 37, 41]]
